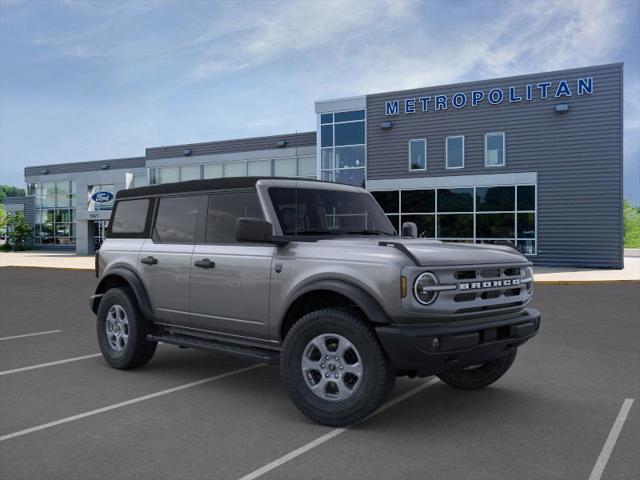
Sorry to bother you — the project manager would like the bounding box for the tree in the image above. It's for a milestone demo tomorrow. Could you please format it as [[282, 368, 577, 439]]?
[[623, 199, 640, 248], [0, 205, 6, 231], [0, 185, 26, 204], [6, 211, 32, 251]]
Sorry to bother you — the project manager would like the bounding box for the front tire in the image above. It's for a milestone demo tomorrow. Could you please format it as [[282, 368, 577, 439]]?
[[280, 308, 396, 427], [97, 287, 157, 369], [437, 348, 517, 390]]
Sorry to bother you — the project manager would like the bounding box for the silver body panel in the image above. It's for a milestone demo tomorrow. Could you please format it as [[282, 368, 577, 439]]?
[[98, 179, 533, 346]]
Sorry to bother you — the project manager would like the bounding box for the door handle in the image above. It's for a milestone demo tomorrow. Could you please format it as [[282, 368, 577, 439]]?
[[194, 258, 215, 269], [141, 256, 158, 265]]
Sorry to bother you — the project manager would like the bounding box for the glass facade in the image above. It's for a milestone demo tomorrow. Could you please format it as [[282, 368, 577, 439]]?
[[149, 156, 316, 185], [320, 110, 366, 187], [33, 179, 76, 246], [371, 184, 536, 255]]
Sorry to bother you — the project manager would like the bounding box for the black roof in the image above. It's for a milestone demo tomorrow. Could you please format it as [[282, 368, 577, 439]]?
[[115, 177, 324, 199]]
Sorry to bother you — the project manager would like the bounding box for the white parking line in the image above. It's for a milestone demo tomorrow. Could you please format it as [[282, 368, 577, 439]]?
[[0, 363, 264, 442], [238, 377, 439, 480], [0, 330, 62, 341], [0, 353, 103, 376], [588, 398, 635, 480]]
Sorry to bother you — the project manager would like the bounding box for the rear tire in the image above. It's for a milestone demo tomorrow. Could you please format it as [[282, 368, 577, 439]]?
[[97, 287, 157, 369], [437, 348, 517, 390], [280, 307, 396, 427]]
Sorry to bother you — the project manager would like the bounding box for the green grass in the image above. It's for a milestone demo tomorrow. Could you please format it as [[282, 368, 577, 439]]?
[[624, 199, 640, 248]]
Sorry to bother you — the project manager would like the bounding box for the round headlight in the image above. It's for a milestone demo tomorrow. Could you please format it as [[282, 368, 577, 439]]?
[[525, 266, 534, 293], [414, 272, 439, 305]]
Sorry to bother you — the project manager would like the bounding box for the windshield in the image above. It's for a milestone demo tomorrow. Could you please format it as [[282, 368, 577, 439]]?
[[268, 187, 397, 236]]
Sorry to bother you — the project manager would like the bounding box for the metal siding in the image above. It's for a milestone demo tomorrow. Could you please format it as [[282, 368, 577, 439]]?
[[146, 131, 317, 159], [365, 63, 623, 268], [24, 157, 145, 177]]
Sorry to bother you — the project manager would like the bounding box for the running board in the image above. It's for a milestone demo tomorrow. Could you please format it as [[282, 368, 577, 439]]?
[[147, 333, 280, 364]]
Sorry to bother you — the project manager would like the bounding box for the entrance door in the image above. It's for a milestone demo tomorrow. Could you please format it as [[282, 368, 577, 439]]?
[[93, 220, 109, 252], [189, 190, 273, 340]]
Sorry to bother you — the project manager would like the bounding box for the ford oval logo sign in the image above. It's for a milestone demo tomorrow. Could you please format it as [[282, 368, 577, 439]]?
[[91, 191, 114, 203]]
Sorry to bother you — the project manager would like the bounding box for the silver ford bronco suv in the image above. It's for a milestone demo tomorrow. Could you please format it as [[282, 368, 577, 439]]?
[[91, 177, 540, 426]]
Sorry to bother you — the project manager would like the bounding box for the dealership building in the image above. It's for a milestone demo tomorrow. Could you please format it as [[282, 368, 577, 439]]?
[[13, 63, 623, 268]]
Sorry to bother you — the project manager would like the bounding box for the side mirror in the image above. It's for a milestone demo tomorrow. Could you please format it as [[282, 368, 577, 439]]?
[[235, 217, 289, 245], [401, 221, 418, 239]]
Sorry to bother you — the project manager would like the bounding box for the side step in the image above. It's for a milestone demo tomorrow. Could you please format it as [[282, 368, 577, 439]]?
[[147, 333, 280, 364]]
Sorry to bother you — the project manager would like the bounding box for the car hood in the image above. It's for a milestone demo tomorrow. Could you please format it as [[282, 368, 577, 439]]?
[[314, 237, 528, 266]]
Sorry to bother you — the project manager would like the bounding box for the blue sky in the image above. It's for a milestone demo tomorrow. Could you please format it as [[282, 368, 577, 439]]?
[[1, 0, 639, 202]]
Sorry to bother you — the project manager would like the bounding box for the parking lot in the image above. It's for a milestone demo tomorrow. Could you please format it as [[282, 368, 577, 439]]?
[[0, 267, 638, 480]]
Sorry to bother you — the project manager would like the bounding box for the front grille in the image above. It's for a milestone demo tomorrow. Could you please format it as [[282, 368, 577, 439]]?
[[428, 264, 532, 315]]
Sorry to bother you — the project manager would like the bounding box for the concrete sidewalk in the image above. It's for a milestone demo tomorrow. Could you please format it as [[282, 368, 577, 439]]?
[[2, 250, 639, 284], [0, 251, 94, 270]]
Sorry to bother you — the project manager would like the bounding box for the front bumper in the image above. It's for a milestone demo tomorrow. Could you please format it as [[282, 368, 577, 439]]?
[[375, 308, 540, 377]]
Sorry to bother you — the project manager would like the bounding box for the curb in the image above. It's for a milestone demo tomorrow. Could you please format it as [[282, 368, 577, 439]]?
[[534, 279, 640, 285], [0, 265, 94, 272]]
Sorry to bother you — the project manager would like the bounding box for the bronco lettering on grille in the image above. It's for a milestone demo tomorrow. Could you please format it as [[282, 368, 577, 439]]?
[[458, 279, 520, 290]]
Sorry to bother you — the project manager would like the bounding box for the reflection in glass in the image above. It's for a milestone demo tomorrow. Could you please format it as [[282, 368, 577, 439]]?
[[437, 188, 473, 212], [476, 213, 515, 238], [476, 186, 514, 212], [401, 215, 435, 237], [371, 191, 399, 213], [438, 214, 473, 237], [401, 190, 435, 213]]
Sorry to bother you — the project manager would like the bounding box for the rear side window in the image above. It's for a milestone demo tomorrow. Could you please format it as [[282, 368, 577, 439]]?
[[153, 195, 201, 244], [111, 199, 150, 234], [206, 190, 263, 243]]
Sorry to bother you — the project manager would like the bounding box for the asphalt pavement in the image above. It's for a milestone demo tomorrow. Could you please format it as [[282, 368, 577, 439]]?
[[0, 267, 638, 480]]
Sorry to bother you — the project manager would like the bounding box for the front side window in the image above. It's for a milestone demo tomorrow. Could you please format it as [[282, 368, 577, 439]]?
[[111, 199, 150, 234], [446, 136, 464, 169], [206, 191, 263, 243], [409, 139, 426, 171], [269, 187, 395, 236], [485, 132, 505, 167], [153, 195, 201, 243]]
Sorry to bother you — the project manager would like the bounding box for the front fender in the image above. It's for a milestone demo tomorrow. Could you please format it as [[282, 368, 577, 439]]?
[[282, 278, 392, 325], [92, 266, 154, 320]]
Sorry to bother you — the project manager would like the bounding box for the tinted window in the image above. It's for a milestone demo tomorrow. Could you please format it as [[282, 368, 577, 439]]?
[[517, 185, 535, 211], [111, 199, 149, 234], [401, 215, 435, 237], [476, 186, 515, 212], [320, 113, 333, 124], [371, 191, 399, 213], [437, 188, 474, 212], [446, 137, 464, 168], [334, 122, 365, 146], [438, 214, 473, 238], [206, 191, 263, 243], [321, 125, 333, 147], [334, 110, 365, 122], [154, 196, 201, 243], [409, 139, 426, 170], [476, 213, 515, 238], [401, 190, 435, 213], [485, 133, 505, 166]]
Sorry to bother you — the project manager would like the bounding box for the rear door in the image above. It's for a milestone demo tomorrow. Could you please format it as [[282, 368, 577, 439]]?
[[189, 189, 274, 340], [139, 194, 206, 326]]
